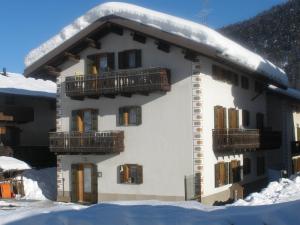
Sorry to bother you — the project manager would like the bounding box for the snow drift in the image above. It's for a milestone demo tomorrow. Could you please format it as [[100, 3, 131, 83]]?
[[24, 2, 288, 87]]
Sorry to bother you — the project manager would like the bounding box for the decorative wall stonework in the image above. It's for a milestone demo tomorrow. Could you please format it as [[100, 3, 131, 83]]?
[[192, 60, 204, 197]]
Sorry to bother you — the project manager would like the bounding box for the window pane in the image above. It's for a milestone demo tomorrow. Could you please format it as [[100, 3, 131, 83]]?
[[129, 108, 137, 124], [99, 56, 108, 72], [128, 52, 136, 68], [84, 111, 92, 132], [84, 167, 92, 193]]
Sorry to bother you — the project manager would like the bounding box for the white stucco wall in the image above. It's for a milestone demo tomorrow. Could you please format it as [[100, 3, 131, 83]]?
[[57, 30, 194, 198], [199, 56, 268, 197]]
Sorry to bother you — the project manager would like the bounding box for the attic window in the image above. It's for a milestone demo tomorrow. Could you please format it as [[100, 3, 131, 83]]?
[[156, 41, 170, 53], [86, 53, 114, 75], [132, 33, 146, 44], [118, 50, 142, 69], [212, 65, 239, 86]]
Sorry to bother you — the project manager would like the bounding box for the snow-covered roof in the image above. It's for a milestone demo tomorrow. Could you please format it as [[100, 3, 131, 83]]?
[[0, 72, 56, 98], [268, 85, 300, 101], [24, 2, 288, 87], [0, 156, 31, 172]]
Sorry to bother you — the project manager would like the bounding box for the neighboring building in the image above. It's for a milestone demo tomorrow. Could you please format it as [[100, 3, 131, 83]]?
[[0, 71, 56, 167], [24, 3, 290, 204]]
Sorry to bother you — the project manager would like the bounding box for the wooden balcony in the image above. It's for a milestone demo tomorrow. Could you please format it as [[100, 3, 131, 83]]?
[[65, 67, 171, 99], [213, 129, 282, 153], [213, 129, 260, 153], [49, 131, 124, 154], [291, 141, 300, 156]]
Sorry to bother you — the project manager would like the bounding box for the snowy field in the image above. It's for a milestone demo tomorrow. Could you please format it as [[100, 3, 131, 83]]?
[[0, 168, 300, 225]]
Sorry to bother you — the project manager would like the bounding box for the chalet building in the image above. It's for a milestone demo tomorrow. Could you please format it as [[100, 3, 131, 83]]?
[[24, 2, 291, 204], [0, 71, 56, 167]]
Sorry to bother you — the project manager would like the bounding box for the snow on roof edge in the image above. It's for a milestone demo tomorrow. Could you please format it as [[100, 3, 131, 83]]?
[[24, 2, 288, 87], [268, 85, 300, 101], [0, 156, 31, 172]]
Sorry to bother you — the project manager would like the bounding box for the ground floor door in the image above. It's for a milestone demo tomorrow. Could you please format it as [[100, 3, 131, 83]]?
[[71, 163, 98, 204]]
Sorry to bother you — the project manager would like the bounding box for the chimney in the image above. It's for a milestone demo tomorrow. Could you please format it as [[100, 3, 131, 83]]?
[[2, 67, 7, 76]]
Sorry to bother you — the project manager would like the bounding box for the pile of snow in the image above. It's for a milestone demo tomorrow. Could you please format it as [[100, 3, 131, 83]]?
[[0, 156, 31, 172], [24, 2, 288, 87], [0, 72, 56, 98], [234, 175, 300, 206], [21, 168, 57, 201]]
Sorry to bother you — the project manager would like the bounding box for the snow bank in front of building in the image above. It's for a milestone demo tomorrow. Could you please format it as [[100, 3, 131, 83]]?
[[21, 167, 57, 200], [24, 2, 288, 87], [0, 156, 31, 172], [234, 175, 300, 206], [0, 72, 56, 98]]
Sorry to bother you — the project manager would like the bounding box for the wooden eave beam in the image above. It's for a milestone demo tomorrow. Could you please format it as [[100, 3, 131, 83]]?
[[64, 52, 80, 62], [85, 38, 101, 49]]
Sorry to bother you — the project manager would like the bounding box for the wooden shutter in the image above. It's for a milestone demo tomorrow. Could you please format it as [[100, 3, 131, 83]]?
[[119, 108, 125, 126], [135, 106, 142, 125], [219, 162, 225, 186], [107, 53, 115, 71], [123, 164, 129, 183], [242, 110, 250, 127], [118, 52, 126, 69], [256, 113, 264, 130], [135, 50, 142, 68], [215, 163, 220, 187], [91, 109, 98, 131], [297, 128, 300, 141], [71, 110, 78, 131], [136, 165, 143, 184], [224, 162, 229, 185], [229, 108, 239, 129], [91, 164, 98, 203], [297, 158, 300, 173], [71, 164, 79, 202], [214, 106, 226, 129]]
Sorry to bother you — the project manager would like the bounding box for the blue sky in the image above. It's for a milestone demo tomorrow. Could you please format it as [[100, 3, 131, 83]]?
[[0, 0, 286, 74]]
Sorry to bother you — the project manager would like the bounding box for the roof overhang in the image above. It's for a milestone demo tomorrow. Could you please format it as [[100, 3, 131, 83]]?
[[24, 15, 287, 88]]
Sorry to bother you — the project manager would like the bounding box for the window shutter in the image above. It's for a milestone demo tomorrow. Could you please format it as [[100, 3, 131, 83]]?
[[223, 107, 227, 129], [91, 164, 98, 203], [229, 161, 233, 184], [71, 164, 79, 202], [135, 50, 142, 68], [214, 106, 220, 129], [123, 164, 129, 183], [225, 162, 229, 185], [229, 108, 239, 129], [256, 113, 264, 130], [215, 163, 220, 187], [136, 165, 143, 184], [107, 53, 115, 71], [238, 161, 243, 181], [119, 108, 125, 126], [91, 110, 98, 131], [71, 110, 78, 131], [242, 110, 250, 127], [136, 106, 142, 125], [220, 162, 226, 186], [118, 52, 125, 69]]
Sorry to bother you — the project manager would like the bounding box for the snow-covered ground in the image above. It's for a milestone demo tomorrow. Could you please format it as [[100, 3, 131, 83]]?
[[0, 169, 300, 225]]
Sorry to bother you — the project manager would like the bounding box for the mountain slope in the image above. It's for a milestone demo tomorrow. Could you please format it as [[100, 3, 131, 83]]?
[[221, 0, 300, 88]]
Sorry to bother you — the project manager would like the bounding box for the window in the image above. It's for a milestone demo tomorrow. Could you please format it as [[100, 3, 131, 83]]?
[[243, 158, 251, 176], [119, 106, 141, 126], [214, 106, 227, 129], [230, 160, 242, 183], [241, 76, 249, 89], [212, 65, 239, 86], [86, 53, 115, 75], [215, 162, 229, 187], [256, 113, 264, 130], [228, 108, 239, 129], [119, 164, 143, 184], [71, 109, 98, 132], [118, 49, 142, 69], [257, 156, 265, 176], [255, 81, 264, 93], [242, 110, 250, 127], [292, 157, 300, 174]]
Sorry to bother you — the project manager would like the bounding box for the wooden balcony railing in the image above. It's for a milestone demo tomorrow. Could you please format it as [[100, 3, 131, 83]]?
[[65, 67, 171, 99], [291, 141, 300, 156], [213, 129, 260, 153], [213, 129, 282, 153], [49, 131, 124, 154]]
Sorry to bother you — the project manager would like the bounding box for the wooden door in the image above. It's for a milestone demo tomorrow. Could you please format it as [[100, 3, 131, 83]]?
[[71, 163, 98, 204]]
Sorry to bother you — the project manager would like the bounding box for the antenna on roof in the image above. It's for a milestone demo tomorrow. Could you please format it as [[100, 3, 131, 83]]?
[[198, 0, 211, 25]]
